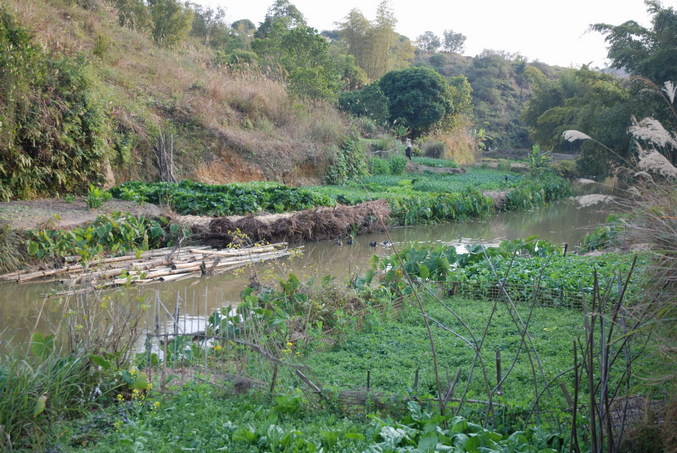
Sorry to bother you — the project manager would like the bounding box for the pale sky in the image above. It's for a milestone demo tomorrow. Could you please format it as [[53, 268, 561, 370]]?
[[192, 0, 674, 68]]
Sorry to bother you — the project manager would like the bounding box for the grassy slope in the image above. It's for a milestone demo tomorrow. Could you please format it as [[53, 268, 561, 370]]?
[[4, 0, 349, 187]]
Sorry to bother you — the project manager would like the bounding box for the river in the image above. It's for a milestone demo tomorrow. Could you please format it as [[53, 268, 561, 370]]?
[[0, 182, 616, 344]]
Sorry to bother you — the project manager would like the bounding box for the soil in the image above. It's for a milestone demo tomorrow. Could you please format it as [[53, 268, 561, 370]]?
[[0, 198, 167, 231]]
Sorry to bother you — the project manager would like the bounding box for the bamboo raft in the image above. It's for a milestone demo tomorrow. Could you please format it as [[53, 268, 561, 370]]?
[[0, 242, 295, 287]]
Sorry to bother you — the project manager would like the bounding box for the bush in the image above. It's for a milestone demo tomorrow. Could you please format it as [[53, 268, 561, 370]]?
[[497, 159, 512, 172], [422, 141, 445, 158], [351, 116, 381, 138], [553, 159, 577, 178], [86, 185, 112, 209], [338, 82, 389, 125], [389, 155, 408, 175], [324, 138, 368, 184], [0, 11, 111, 200], [368, 157, 391, 175]]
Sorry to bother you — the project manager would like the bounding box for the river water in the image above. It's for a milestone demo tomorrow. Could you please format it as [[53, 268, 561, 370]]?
[[0, 183, 616, 343]]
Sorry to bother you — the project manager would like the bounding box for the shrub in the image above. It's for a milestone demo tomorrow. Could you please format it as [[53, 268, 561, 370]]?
[[553, 159, 577, 178], [350, 116, 381, 138], [338, 82, 389, 125], [324, 138, 368, 184], [368, 157, 391, 175], [422, 141, 445, 158], [497, 159, 512, 172], [389, 155, 408, 175], [86, 185, 112, 209]]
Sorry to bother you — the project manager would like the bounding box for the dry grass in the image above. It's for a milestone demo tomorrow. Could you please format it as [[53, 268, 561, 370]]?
[[200, 200, 391, 245], [617, 182, 677, 410], [425, 121, 477, 165]]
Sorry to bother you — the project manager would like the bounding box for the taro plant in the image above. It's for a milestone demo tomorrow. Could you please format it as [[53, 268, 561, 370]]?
[[86, 184, 112, 209], [527, 145, 553, 178], [26, 213, 176, 262]]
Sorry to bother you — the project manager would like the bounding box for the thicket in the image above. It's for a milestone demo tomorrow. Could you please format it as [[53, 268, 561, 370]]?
[[323, 137, 369, 185], [0, 9, 110, 200]]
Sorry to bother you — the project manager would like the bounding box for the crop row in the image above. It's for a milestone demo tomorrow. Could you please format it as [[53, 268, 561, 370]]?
[[110, 180, 336, 216]]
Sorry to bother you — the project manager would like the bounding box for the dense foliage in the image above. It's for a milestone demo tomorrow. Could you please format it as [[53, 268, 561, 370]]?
[[315, 170, 569, 224], [379, 66, 454, 137], [26, 213, 179, 262], [324, 137, 369, 185], [592, 1, 677, 83], [110, 180, 336, 216], [67, 388, 565, 452], [0, 9, 110, 200], [373, 238, 644, 303], [522, 67, 635, 176]]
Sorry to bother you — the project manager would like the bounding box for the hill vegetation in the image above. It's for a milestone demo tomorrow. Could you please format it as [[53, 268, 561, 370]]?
[[0, 0, 577, 201], [0, 0, 352, 200]]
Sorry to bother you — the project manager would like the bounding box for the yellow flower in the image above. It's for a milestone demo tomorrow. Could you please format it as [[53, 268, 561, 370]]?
[[153, 401, 160, 409], [116, 394, 124, 402], [214, 344, 223, 351]]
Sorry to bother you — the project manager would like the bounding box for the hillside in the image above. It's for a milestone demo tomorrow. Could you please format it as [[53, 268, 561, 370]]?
[[1, 0, 350, 199], [415, 51, 566, 150]]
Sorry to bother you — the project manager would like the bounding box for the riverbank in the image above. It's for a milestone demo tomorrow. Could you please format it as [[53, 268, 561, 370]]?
[[0, 166, 574, 276]]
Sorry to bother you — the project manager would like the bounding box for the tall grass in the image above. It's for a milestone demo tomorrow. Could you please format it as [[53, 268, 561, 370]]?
[[425, 122, 476, 165], [0, 350, 96, 450], [0, 223, 23, 273]]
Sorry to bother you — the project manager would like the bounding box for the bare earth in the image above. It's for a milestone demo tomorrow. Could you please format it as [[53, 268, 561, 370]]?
[[0, 198, 167, 231]]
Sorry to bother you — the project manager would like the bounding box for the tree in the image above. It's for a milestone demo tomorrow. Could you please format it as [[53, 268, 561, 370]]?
[[442, 29, 466, 54], [592, 0, 677, 83], [190, 5, 229, 48], [148, 0, 193, 47], [369, 0, 397, 79], [337, 9, 371, 71], [255, 0, 306, 39], [252, 23, 342, 101], [338, 82, 389, 124], [230, 19, 255, 50], [337, 1, 412, 80], [113, 0, 150, 31], [379, 66, 453, 136], [279, 26, 342, 100], [522, 67, 634, 176], [416, 31, 441, 53]]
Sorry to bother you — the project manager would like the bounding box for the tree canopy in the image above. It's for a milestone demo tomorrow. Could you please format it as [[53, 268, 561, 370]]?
[[337, 1, 414, 80], [378, 66, 454, 136], [592, 0, 677, 83]]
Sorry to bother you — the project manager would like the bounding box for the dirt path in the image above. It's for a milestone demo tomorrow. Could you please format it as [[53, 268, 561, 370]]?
[[0, 198, 167, 231]]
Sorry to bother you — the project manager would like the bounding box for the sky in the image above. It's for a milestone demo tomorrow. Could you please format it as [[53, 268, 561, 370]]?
[[191, 0, 674, 68]]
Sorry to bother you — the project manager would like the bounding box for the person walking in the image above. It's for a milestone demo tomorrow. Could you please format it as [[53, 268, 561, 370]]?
[[405, 138, 412, 160]]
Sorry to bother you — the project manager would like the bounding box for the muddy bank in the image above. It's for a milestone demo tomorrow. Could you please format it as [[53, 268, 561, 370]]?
[[0, 199, 167, 231], [189, 200, 391, 247]]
